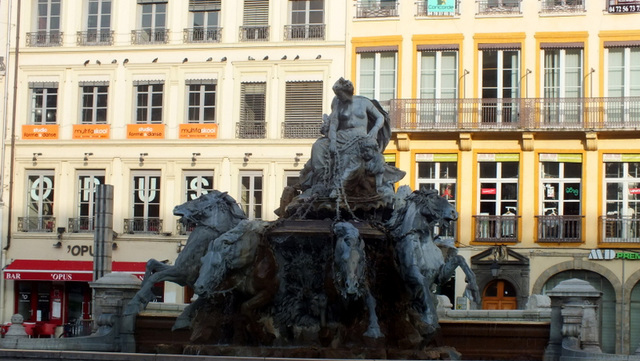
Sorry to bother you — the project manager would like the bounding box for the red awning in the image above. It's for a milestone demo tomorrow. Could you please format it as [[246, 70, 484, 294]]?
[[3, 259, 146, 282]]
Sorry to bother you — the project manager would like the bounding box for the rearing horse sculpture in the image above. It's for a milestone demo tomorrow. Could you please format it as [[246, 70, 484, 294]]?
[[124, 191, 246, 327], [387, 187, 480, 334]]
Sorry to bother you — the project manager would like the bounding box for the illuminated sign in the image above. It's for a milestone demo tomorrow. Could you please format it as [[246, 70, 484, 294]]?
[[126, 124, 165, 139], [73, 124, 110, 139], [22, 124, 59, 139], [179, 123, 218, 139]]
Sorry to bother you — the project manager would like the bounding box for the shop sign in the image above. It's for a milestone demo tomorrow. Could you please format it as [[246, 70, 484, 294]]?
[[22, 124, 59, 140], [481, 188, 497, 195], [630, 188, 640, 195], [427, 0, 455, 13], [589, 249, 640, 260], [126, 124, 165, 139], [179, 123, 218, 139], [608, 0, 640, 13], [72, 124, 110, 139]]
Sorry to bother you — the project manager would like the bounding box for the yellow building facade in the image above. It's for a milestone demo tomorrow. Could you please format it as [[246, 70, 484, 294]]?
[[347, 0, 640, 354]]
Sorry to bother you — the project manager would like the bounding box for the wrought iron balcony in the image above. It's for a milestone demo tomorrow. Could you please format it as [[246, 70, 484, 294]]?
[[477, 0, 521, 15], [284, 24, 325, 40], [536, 215, 583, 243], [282, 121, 323, 139], [68, 217, 95, 233], [389, 97, 640, 131], [416, 0, 460, 16], [26, 31, 63, 47], [355, 1, 399, 18], [239, 26, 269, 42], [434, 220, 457, 244], [473, 215, 519, 243], [123, 218, 163, 234], [76, 30, 114, 46], [131, 29, 169, 45], [183, 27, 222, 43], [18, 216, 56, 232], [177, 221, 196, 235], [540, 0, 585, 13], [601, 216, 640, 244], [237, 121, 266, 139]]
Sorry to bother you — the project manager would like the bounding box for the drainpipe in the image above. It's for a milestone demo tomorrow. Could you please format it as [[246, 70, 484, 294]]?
[[4, 0, 20, 252]]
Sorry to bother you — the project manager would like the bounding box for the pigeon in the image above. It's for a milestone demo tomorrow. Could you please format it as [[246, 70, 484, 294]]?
[[206, 57, 213, 62], [294, 55, 300, 60], [220, 57, 227, 62], [182, 58, 188, 63], [263, 55, 269, 60], [152, 57, 158, 63], [281, 55, 287, 60], [83, 60, 90, 66], [248, 56, 255, 61]]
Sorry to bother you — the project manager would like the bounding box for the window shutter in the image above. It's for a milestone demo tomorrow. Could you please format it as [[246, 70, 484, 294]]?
[[29, 81, 59, 88], [243, 0, 269, 26], [240, 82, 266, 122], [285, 81, 323, 122], [79, 81, 109, 87], [185, 79, 217, 85], [189, 0, 221, 11]]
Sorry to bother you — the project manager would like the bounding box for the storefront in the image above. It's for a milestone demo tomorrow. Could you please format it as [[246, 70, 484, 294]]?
[[3, 259, 145, 336]]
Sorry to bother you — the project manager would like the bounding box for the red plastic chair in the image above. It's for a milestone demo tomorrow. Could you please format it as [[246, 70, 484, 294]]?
[[38, 323, 56, 338], [23, 323, 36, 337]]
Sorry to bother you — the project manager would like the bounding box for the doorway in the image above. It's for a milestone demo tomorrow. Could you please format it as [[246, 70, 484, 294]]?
[[482, 279, 517, 309]]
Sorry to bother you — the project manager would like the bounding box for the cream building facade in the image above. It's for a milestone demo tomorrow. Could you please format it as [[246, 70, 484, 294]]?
[[346, 0, 640, 355]]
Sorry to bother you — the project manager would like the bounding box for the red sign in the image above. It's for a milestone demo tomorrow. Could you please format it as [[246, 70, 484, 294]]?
[[3, 259, 145, 282], [630, 188, 640, 195], [481, 188, 497, 195], [126, 124, 165, 139]]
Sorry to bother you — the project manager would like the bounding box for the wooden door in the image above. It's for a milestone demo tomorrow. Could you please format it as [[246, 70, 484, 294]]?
[[482, 279, 517, 310]]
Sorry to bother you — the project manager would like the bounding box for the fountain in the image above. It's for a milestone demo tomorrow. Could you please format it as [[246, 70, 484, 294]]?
[[125, 78, 480, 359]]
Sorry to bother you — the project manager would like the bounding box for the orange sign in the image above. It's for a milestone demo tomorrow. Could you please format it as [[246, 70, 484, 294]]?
[[22, 124, 59, 140], [72, 124, 110, 139], [126, 124, 165, 139], [179, 123, 218, 139]]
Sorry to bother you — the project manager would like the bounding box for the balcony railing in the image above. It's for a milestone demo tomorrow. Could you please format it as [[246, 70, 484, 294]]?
[[355, 1, 399, 18], [123, 218, 163, 234], [177, 221, 196, 235], [183, 27, 222, 43], [131, 29, 169, 45], [474, 215, 519, 243], [540, 0, 585, 13], [18, 217, 56, 232], [416, 0, 460, 16], [284, 24, 325, 40], [536, 215, 583, 243], [477, 0, 522, 15], [282, 121, 323, 139], [237, 121, 266, 139], [239, 26, 269, 42], [390, 97, 640, 131], [601, 216, 640, 243], [435, 220, 457, 244], [26, 31, 63, 47], [68, 217, 95, 233], [76, 30, 114, 46]]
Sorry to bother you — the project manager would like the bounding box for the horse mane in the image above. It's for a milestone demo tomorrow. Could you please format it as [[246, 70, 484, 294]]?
[[388, 188, 439, 238]]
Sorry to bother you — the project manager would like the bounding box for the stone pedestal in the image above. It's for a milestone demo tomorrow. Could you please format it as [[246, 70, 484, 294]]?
[[543, 278, 602, 361], [90, 272, 141, 352], [3, 314, 28, 339]]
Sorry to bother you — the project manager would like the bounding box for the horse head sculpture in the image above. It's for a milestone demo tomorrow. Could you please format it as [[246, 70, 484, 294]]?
[[333, 222, 366, 299]]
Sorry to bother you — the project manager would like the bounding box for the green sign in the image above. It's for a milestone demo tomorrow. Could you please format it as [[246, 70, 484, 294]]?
[[428, 0, 456, 13]]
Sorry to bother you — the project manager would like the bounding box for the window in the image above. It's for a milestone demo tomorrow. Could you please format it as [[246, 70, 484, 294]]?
[[287, 0, 324, 40], [479, 0, 521, 14], [540, 0, 584, 13], [80, 82, 108, 124], [542, 45, 583, 124], [240, 171, 263, 219], [605, 45, 640, 124], [416, 154, 457, 241], [186, 80, 216, 123], [29, 0, 62, 46], [128, 171, 162, 233], [30, 82, 58, 124], [82, 0, 112, 45], [356, 0, 399, 18], [74, 171, 105, 232], [135, 82, 164, 124], [480, 47, 520, 124], [22, 171, 55, 232], [283, 81, 323, 138], [238, 82, 266, 138], [603, 156, 640, 243], [418, 48, 458, 124], [134, 1, 168, 44], [538, 154, 582, 242], [187, 0, 221, 42], [241, 0, 269, 41], [476, 155, 519, 242], [358, 49, 397, 107], [185, 171, 214, 201]]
